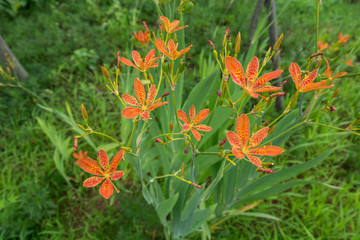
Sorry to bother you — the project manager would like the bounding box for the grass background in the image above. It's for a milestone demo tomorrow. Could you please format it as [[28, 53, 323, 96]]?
[[0, 0, 359, 239]]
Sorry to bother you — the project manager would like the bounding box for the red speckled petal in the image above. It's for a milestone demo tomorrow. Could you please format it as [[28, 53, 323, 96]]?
[[246, 154, 262, 168], [226, 131, 242, 148], [83, 177, 104, 187], [98, 149, 109, 171], [145, 49, 155, 64], [183, 124, 190, 131], [140, 111, 150, 119], [236, 114, 250, 149], [78, 157, 103, 176], [155, 39, 171, 59], [109, 150, 125, 173], [301, 69, 318, 86], [254, 86, 282, 93], [134, 78, 146, 105], [249, 127, 269, 147], [225, 56, 245, 88], [132, 50, 145, 70], [119, 57, 135, 67], [194, 109, 209, 124], [252, 70, 283, 89], [122, 94, 139, 106], [148, 101, 168, 111], [177, 110, 189, 124], [246, 56, 259, 86], [191, 128, 201, 141], [289, 62, 301, 91], [189, 105, 196, 121], [146, 85, 156, 103], [248, 145, 284, 156], [111, 171, 124, 180], [99, 179, 113, 199], [122, 107, 142, 118], [232, 148, 244, 159], [195, 124, 212, 132]]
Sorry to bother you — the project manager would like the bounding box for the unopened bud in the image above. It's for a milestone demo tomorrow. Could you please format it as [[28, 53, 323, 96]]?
[[101, 66, 110, 79], [332, 88, 340, 99], [281, 79, 289, 87], [162, 62, 169, 74], [309, 52, 323, 60], [77, 123, 86, 130], [174, 33, 178, 44], [219, 139, 227, 146], [265, 47, 272, 58], [117, 50, 121, 68], [142, 21, 149, 32], [273, 33, 283, 51], [191, 182, 202, 188], [169, 121, 173, 133], [269, 92, 286, 99], [330, 106, 336, 112], [148, 73, 154, 84], [160, 22, 165, 34], [207, 40, 216, 51], [256, 168, 274, 174], [179, 61, 185, 73], [261, 121, 269, 126], [161, 92, 170, 98], [222, 28, 229, 48], [6, 66, 11, 74], [216, 90, 222, 97], [262, 162, 274, 167], [73, 136, 78, 153], [80, 103, 88, 121], [155, 138, 162, 143], [269, 125, 276, 134], [184, 145, 189, 154], [235, 32, 241, 53]]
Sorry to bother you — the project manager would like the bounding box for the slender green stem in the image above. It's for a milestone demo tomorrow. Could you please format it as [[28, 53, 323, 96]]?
[[197, 152, 220, 156], [155, 63, 164, 98], [305, 121, 345, 131], [262, 122, 305, 145], [237, 91, 247, 114], [304, 95, 318, 120], [315, 1, 320, 52], [126, 118, 138, 147], [171, 90, 181, 129], [116, 94, 126, 108], [92, 131, 124, 147]]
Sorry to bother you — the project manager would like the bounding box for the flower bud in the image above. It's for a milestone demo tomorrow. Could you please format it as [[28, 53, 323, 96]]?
[[80, 103, 88, 122], [261, 121, 269, 126], [142, 21, 149, 32], [330, 106, 336, 112], [281, 79, 289, 87], [179, 61, 185, 73], [262, 162, 274, 167], [216, 90, 222, 97], [155, 138, 162, 143], [207, 40, 216, 51], [332, 88, 340, 99], [191, 182, 202, 188], [256, 168, 274, 174], [235, 32, 241, 54], [101, 66, 110, 79], [184, 145, 189, 154], [161, 92, 170, 98], [77, 123, 86, 130], [169, 121, 173, 133], [273, 33, 283, 51], [219, 139, 227, 146], [73, 136, 78, 153], [117, 50, 121, 68], [269, 125, 276, 134]]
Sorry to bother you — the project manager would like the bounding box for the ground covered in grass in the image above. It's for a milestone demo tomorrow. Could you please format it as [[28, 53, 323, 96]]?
[[1, 0, 359, 239]]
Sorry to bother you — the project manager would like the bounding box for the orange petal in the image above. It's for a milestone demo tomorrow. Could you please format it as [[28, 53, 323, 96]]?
[[332, 72, 347, 79], [301, 69, 318, 86], [289, 62, 301, 91], [148, 101, 168, 111], [252, 70, 283, 89], [236, 114, 250, 149], [226, 131, 242, 148], [169, 20, 180, 32], [98, 149, 109, 171], [78, 157, 103, 176], [195, 124, 212, 132], [246, 56, 259, 86], [232, 148, 244, 159], [177, 45, 192, 59], [189, 105, 196, 121], [254, 86, 282, 93], [250, 127, 269, 147], [109, 150, 125, 173], [191, 128, 201, 141], [300, 81, 334, 92], [160, 16, 171, 32], [145, 49, 155, 64], [323, 58, 333, 78], [194, 109, 209, 124], [155, 39, 171, 59], [132, 50, 145, 70], [122, 94, 139, 106], [146, 85, 156, 103], [83, 177, 104, 187], [173, 25, 188, 33], [120, 57, 135, 67], [111, 171, 124, 180], [99, 179, 113, 199], [225, 56, 245, 87], [168, 39, 177, 59], [177, 110, 189, 124], [122, 106, 142, 118], [134, 78, 146, 105], [246, 154, 262, 168], [183, 124, 190, 131], [140, 111, 150, 119], [248, 145, 284, 156]]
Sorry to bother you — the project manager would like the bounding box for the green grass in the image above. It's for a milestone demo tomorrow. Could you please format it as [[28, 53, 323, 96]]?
[[1, 0, 359, 239]]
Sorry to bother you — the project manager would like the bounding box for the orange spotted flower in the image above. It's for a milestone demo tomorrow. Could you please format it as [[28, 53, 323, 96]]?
[[76, 149, 125, 199], [226, 114, 284, 168], [73, 150, 88, 165], [160, 16, 188, 34], [345, 54, 354, 67], [119, 49, 161, 72], [134, 30, 150, 45], [318, 41, 328, 51], [122, 78, 168, 120], [155, 39, 192, 61], [177, 105, 212, 141], [338, 32, 349, 43], [225, 56, 283, 98], [323, 58, 347, 79], [289, 62, 334, 92]]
